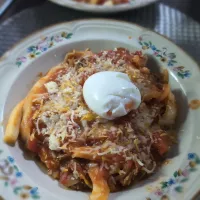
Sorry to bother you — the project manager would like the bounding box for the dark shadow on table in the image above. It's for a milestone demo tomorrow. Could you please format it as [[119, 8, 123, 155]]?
[[161, 0, 200, 23], [28, 1, 158, 29], [0, 1, 158, 56]]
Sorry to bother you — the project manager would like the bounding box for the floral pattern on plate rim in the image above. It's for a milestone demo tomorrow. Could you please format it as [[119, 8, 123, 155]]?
[[0, 149, 40, 199], [1, 149, 199, 199], [146, 153, 200, 200], [138, 35, 191, 79], [15, 31, 191, 79], [16, 32, 73, 67]]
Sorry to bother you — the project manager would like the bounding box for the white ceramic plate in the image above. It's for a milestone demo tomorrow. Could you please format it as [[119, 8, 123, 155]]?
[[0, 19, 200, 200], [48, 0, 158, 13]]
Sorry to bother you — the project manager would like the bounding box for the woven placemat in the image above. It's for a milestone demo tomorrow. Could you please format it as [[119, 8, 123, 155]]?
[[0, 1, 200, 63]]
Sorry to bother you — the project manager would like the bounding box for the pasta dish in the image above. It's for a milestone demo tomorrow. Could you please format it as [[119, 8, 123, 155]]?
[[4, 48, 177, 200]]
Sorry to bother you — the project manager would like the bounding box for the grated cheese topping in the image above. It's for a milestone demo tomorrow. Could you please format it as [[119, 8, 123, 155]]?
[[44, 81, 59, 94], [30, 48, 176, 188]]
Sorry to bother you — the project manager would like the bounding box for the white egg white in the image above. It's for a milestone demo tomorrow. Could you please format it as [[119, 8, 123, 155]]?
[[83, 71, 141, 120]]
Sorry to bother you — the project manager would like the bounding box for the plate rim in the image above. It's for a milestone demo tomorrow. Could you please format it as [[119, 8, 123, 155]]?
[[0, 18, 200, 199], [47, 0, 159, 13], [0, 18, 199, 70]]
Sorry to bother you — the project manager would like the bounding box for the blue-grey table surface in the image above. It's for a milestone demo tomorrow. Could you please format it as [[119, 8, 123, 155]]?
[[0, 1, 200, 64]]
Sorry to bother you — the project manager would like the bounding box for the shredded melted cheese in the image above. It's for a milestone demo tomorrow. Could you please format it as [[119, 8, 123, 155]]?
[[30, 49, 176, 190]]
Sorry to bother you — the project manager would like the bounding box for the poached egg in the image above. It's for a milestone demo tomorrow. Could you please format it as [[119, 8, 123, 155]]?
[[83, 71, 141, 120]]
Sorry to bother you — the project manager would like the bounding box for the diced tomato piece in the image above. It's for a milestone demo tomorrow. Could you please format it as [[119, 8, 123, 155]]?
[[99, 168, 109, 180], [106, 110, 112, 117], [134, 51, 143, 57], [126, 160, 133, 169], [125, 101, 134, 111], [27, 138, 39, 153], [60, 172, 68, 185], [60, 172, 79, 187], [152, 132, 171, 156]]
